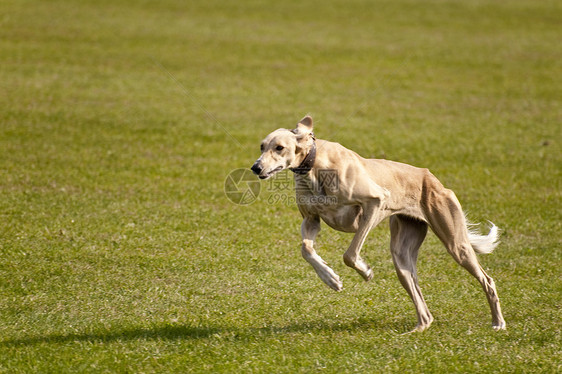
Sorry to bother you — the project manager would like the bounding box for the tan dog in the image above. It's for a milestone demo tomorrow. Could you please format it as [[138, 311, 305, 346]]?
[[251, 116, 506, 332]]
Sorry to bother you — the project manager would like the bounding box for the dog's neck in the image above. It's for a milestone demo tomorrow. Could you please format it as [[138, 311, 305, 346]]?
[[290, 135, 316, 175]]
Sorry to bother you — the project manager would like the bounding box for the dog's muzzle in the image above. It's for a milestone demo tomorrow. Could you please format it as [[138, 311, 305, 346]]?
[[251, 161, 282, 179]]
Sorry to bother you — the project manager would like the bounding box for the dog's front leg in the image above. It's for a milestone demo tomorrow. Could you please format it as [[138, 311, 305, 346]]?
[[301, 216, 343, 291], [343, 201, 386, 282]]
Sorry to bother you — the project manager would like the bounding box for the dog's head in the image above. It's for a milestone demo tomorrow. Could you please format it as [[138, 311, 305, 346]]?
[[251, 116, 315, 179]]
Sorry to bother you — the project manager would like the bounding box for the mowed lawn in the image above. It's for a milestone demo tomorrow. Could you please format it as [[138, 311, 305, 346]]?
[[1, 0, 560, 372]]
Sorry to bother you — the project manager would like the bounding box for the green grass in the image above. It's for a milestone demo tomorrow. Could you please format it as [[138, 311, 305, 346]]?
[[1, 0, 560, 372]]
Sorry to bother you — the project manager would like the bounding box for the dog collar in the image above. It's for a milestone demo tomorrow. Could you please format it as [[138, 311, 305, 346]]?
[[290, 137, 316, 175]]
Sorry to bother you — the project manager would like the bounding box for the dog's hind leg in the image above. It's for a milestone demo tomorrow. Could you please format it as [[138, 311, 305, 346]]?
[[425, 189, 506, 330], [301, 216, 343, 291], [389, 215, 433, 332]]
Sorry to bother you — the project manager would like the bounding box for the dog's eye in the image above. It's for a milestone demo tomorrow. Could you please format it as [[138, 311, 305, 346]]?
[[276, 145, 284, 151], [260, 144, 264, 152]]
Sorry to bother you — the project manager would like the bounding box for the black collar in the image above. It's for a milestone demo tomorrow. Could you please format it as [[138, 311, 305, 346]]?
[[289, 139, 316, 175]]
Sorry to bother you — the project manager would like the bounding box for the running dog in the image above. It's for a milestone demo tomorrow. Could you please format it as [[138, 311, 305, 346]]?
[[251, 116, 506, 332]]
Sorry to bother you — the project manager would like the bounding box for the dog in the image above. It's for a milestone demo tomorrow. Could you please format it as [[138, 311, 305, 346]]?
[[251, 116, 506, 332]]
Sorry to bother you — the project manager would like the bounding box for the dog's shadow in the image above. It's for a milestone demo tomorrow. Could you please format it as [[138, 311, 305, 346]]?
[[1, 319, 409, 347], [1, 325, 220, 347]]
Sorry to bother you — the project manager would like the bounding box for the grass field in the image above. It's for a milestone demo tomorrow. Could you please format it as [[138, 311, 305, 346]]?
[[1, 0, 560, 372]]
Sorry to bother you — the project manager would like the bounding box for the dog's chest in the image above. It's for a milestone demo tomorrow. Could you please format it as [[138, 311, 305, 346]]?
[[294, 172, 335, 203], [294, 170, 340, 196], [294, 173, 361, 233]]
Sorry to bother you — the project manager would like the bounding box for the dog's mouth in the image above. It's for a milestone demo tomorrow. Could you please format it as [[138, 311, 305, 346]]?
[[259, 166, 284, 179]]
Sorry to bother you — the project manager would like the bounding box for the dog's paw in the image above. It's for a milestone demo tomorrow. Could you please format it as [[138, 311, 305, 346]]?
[[347, 257, 373, 282], [327, 276, 343, 292], [361, 267, 374, 282], [493, 321, 506, 331], [403, 325, 428, 335], [319, 270, 343, 292]]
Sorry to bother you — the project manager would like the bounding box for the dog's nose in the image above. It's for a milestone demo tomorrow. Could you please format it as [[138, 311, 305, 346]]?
[[251, 162, 262, 175]]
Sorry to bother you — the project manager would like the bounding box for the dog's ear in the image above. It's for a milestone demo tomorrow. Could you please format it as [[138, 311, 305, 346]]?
[[292, 115, 314, 138], [298, 115, 313, 130]]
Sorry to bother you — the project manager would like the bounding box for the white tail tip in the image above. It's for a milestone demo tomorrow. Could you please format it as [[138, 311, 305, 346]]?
[[468, 221, 500, 254]]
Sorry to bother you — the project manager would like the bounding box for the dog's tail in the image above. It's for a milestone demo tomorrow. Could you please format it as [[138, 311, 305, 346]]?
[[467, 220, 500, 254]]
